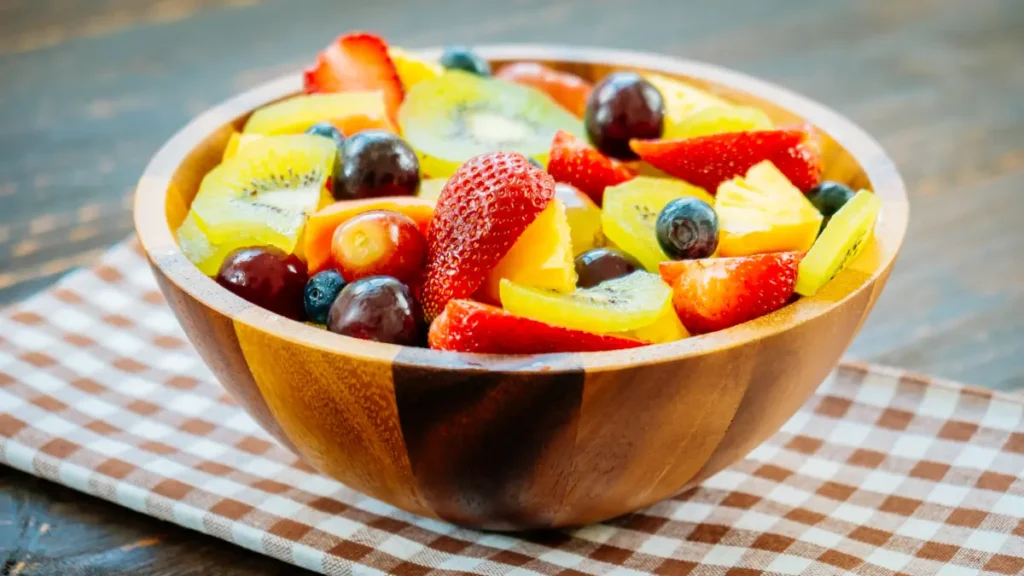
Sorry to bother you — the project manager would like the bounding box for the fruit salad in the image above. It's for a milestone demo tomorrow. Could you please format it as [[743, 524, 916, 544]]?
[[176, 31, 882, 354]]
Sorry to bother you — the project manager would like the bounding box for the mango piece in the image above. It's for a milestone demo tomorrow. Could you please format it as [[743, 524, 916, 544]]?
[[477, 198, 576, 303]]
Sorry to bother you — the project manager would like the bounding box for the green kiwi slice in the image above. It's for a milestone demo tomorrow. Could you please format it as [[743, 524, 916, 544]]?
[[398, 70, 584, 177]]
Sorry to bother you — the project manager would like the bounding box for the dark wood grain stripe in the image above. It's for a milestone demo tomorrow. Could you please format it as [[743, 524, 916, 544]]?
[[392, 355, 584, 530]]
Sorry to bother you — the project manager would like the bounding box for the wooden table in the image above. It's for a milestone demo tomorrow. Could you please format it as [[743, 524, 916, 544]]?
[[1, 0, 1021, 573]]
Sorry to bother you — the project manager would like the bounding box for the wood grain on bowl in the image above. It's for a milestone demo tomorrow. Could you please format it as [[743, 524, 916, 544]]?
[[133, 46, 908, 530]]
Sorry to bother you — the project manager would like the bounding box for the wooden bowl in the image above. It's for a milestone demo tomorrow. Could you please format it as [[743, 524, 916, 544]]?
[[134, 46, 907, 531]]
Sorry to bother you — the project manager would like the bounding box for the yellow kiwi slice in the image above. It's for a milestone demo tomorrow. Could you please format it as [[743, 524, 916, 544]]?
[[415, 177, 448, 202], [222, 132, 264, 161], [179, 135, 334, 274], [601, 177, 714, 272], [499, 271, 672, 333], [176, 212, 239, 276], [795, 190, 881, 296], [398, 70, 584, 177]]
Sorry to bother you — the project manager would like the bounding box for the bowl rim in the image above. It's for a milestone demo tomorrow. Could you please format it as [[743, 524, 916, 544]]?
[[134, 44, 908, 374]]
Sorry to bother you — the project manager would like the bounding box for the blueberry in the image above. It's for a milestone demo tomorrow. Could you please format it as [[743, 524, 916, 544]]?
[[305, 121, 345, 148], [304, 269, 346, 325], [527, 157, 543, 169], [807, 181, 855, 218], [305, 122, 346, 192], [439, 46, 491, 76], [656, 197, 719, 260]]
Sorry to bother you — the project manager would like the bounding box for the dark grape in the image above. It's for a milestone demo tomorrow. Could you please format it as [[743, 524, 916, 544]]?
[[330, 210, 427, 284], [335, 130, 420, 200], [327, 276, 422, 345], [216, 247, 307, 320], [585, 72, 664, 160], [304, 269, 346, 325], [656, 197, 719, 260], [439, 46, 491, 76], [574, 247, 642, 288]]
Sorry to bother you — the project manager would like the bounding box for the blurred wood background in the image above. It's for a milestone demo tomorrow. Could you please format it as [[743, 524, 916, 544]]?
[[0, 0, 1022, 573]]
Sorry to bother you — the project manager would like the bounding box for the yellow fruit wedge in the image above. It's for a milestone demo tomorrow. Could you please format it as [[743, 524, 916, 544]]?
[[601, 177, 714, 272], [477, 198, 576, 303], [616, 307, 690, 343], [555, 183, 605, 256], [500, 271, 672, 333], [644, 73, 731, 128], [222, 132, 264, 161], [795, 190, 881, 296], [716, 161, 822, 257], [664, 104, 774, 139], [388, 47, 444, 88], [243, 92, 392, 135], [415, 177, 447, 203]]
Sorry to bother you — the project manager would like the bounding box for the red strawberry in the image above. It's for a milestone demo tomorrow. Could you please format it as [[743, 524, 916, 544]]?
[[629, 129, 821, 192], [303, 32, 404, 121], [770, 142, 822, 191], [547, 130, 635, 204], [429, 300, 644, 353], [659, 252, 803, 334], [421, 152, 555, 320]]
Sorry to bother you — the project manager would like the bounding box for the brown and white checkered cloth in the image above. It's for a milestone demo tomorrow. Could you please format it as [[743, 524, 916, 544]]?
[[1, 241, 1022, 576]]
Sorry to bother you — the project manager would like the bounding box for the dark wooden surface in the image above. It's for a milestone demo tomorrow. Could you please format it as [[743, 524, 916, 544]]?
[[1, 0, 1022, 573]]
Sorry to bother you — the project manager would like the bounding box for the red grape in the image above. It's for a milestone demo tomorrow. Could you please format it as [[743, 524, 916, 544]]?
[[585, 71, 664, 160], [574, 247, 642, 288], [327, 276, 422, 345], [331, 210, 427, 283], [216, 247, 307, 320], [335, 130, 420, 200]]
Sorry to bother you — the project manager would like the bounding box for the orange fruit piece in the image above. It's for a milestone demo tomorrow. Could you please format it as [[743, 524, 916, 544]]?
[[304, 196, 434, 274]]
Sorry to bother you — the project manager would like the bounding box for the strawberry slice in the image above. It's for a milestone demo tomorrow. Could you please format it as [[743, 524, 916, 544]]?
[[770, 141, 822, 191], [659, 252, 803, 334], [303, 32, 404, 121], [629, 129, 821, 192], [547, 130, 635, 204], [421, 152, 555, 320], [429, 300, 644, 353]]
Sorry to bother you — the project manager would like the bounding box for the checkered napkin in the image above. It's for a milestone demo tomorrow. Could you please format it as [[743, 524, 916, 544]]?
[[1, 241, 1022, 576]]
